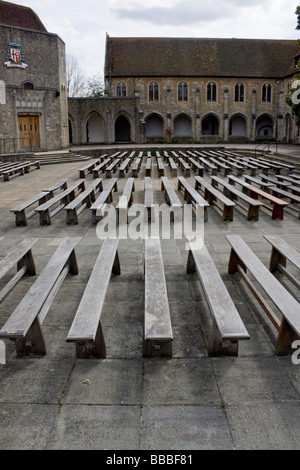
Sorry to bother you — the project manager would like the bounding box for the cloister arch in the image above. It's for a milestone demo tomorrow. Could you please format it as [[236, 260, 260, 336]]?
[[86, 112, 104, 143], [229, 114, 247, 137], [145, 113, 164, 138], [174, 114, 192, 137], [202, 114, 220, 136], [256, 114, 274, 138], [115, 114, 131, 142]]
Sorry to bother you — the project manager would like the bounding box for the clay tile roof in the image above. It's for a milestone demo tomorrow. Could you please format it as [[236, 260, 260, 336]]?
[[0, 0, 47, 32], [105, 36, 299, 79]]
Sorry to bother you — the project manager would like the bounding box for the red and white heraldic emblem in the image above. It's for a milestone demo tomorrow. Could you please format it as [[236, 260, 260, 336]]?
[[10, 47, 21, 63]]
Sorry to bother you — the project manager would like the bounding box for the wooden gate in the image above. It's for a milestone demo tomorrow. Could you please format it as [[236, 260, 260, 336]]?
[[18, 115, 40, 149]]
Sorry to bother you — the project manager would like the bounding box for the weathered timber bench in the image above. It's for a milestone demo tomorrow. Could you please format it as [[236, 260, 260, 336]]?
[[35, 179, 85, 225], [143, 238, 173, 357], [277, 175, 300, 187], [259, 173, 291, 189], [215, 156, 243, 176], [247, 157, 271, 175], [2, 161, 30, 181], [194, 153, 218, 175], [243, 174, 275, 192], [168, 157, 178, 177], [119, 157, 132, 178], [67, 238, 120, 358], [144, 177, 154, 222], [267, 186, 300, 219], [247, 185, 289, 220], [188, 157, 204, 176], [92, 158, 111, 178], [64, 178, 103, 225], [226, 234, 300, 355], [161, 176, 182, 208], [145, 158, 152, 176], [78, 158, 101, 178], [211, 176, 261, 221], [264, 234, 300, 290], [0, 238, 37, 303], [258, 158, 295, 175], [178, 176, 209, 222], [194, 176, 235, 221], [4, 161, 40, 181], [0, 237, 79, 357], [178, 158, 191, 177], [228, 175, 252, 194], [132, 153, 144, 177], [156, 157, 165, 177], [43, 178, 68, 197], [208, 157, 231, 176], [186, 239, 249, 355], [116, 177, 135, 224], [90, 178, 118, 224], [106, 158, 121, 178], [10, 191, 53, 226]]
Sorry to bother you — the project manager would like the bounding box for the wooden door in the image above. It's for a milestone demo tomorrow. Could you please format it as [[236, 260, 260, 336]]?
[[18, 115, 40, 149]]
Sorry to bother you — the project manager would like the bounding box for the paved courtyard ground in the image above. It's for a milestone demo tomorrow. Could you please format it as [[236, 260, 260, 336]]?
[[0, 146, 300, 451]]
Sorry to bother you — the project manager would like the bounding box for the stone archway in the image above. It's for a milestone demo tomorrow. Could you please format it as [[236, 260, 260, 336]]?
[[174, 114, 192, 137], [202, 114, 219, 135], [115, 115, 131, 142], [145, 114, 164, 138], [86, 112, 104, 143]]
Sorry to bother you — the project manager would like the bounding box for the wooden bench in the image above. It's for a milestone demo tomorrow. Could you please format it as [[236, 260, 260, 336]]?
[[132, 153, 144, 177], [0, 237, 79, 357], [116, 177, 135, 224], [259, 173, 291, 189], [143, 238, 173, 357], [78, 159, 101, 178], [228, 175, 252, 194], [168, 157, 178, 177], [277, 175, 300, 188], [215, 156, 243, 176], [66, 238, 120, 358], [161, 177, 182, 208], [43, 178, 68, 197], [92, 158, 111, 178], [243, 174, 275, 192], [0, 238, 37, 303], [90, 178, 118, 224], [194, 153, 218, 175], [186, 239, 249, 356], [2, 161, 31, 181], [178, 158, 191, 177], [145, 158, 152, 177], [156, 157, 165, 177], [178, 176, 209, 222], [247, 157, 270, 175], [264, 235, 300, 291], [10, 192, 53, 226], [188, 157, 204, 176], [64, 179, 103, 225], [267, 186, 300, 219], [194, 176, 235, 221], [35, 179, 85, 225], [144, 177, 154, 222], [119, 157, 132, 178], [247, 185, 289, 220], [208, 157, 231, 176], [106, 158, 121, 178], [226, 234, 300, 355], [211, 176, 261, 221]]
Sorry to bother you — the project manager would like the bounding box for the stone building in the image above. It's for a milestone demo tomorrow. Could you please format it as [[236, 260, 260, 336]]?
[[1, 0, 299, 151], [0, 0, 68, 153], [69, 35, 300, 146]]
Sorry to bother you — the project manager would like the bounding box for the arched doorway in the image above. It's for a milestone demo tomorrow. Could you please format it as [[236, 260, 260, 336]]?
[[145, 114, 164, 138], [256, 115, 274, 138], [229, 115, 247, 137], [202, 115, 219, 135], [174, 114, 192, 137], [115, 115, 131, 142], [86, 112, 104, 143]]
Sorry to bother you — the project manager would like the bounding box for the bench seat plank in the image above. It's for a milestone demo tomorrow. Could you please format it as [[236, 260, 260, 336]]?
[[187, 240, 249, 355], [143, 238, 173, 357], [178, 176, 209, 222], [64, 179, 103, 225], [195, 176, 235, 221], [10, 192, 52, 226], [247, 185, 289, 220], [226, 234, 300, 355], [90, 178, 118, 224], [264, 234, 300, 290], [66, 238, 120, 358], [0, 237, 80, 356]]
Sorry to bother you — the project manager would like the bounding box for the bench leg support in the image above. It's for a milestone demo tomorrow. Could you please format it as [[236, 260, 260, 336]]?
[[14, 317, 46, 357], [275, 317, 300, 356], [142, 339, 172, 358], [208, 320, 239, 356], [75, 325, 106, 359]]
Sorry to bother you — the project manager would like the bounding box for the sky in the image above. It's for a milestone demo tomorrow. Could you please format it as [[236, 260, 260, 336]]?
[[12, 0, 300, 80]]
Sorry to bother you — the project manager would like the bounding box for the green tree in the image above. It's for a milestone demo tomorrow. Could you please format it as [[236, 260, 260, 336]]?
[[285, 7, 300, 125]]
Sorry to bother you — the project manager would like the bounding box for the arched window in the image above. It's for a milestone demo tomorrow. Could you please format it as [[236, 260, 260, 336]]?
[[23, 82, 34, 90], [235, 82, 244, 102], [116, 82, 126, 97], [207, 82, 217, 102], [262, 83, 272, 103], [178, 82, 188, 102], [149, 82, 159, 102]]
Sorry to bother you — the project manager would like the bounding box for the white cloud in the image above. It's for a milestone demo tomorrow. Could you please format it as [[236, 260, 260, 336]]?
[[9, 0, 300, 78]]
